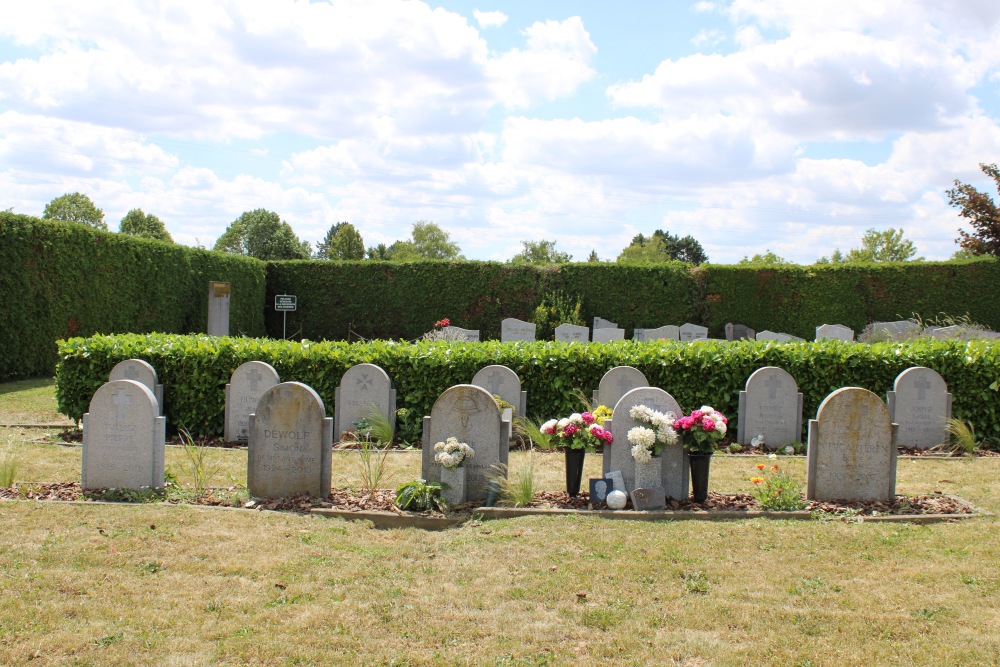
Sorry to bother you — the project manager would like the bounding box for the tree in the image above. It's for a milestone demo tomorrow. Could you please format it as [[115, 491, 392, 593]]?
[[213, 209, 310, 260], [316, 222, 365, 260], [42, 192, 106, 230], [947, 162, 1000, 256], [409, 220, 462, 260], [616, 229, 707, 265], [738, 250, 789, 266], [508, 239, 572, 264], [367, 243, 392, 260], [587, 250, 600, 262], [818, 227, 920, 263], [119, 208, 172, 242]]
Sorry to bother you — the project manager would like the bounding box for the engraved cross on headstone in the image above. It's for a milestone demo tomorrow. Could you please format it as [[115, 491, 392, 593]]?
[[484, 370, 505, 395], [248, 368, 262, 393], [765, 375, 782, 400], [112, 390, 132, 421], [355, 372, 373, 392], [913, 376, 931, 401]]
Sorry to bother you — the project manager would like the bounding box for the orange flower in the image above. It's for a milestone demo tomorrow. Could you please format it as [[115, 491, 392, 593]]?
[[756, 463, 765, 470], [771, 465, 781, 472], [750, 477, 764, 484]]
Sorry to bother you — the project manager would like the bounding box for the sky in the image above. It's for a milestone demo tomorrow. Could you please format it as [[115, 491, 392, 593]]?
[[2, 0, 1000, 264]]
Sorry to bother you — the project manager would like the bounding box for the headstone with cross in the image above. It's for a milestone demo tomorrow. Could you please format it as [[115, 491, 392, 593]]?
[[471, 365, 527, 440], [82, 380, 165, 490], [500, 318, 536, 342], [886, 367, 951, 449], [421, 385, 508, 500], [807, 387, 897, 501], [109, 359, 163, 415], [737, 367, 803, 448], [334, 363, 396, 442], [592, 366, 648, 411], [225, 361, 281, 443]]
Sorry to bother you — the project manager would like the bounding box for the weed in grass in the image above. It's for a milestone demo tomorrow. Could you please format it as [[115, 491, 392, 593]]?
[[581, 607, 620, 630], [137, 561, 163, 575], [913, 607, 946, 621], [490, 452, 538, 507], [959, 574, 980, 587], [749, 459, 806, 511], [394, 479, 446, 512], [942, 418, 983, 456], [93, 633, 123, 647], [179, 428, 224, 494], [338, 409, 395, 497], [0, 435, 19, 488], [680, 570, 710, 594]]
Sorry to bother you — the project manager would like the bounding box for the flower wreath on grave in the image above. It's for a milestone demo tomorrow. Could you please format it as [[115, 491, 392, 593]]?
[[433, 437, 475, 468], [673, 406, 728, 454], [627, 404, 679, 463], [540, 412, 613, 451]]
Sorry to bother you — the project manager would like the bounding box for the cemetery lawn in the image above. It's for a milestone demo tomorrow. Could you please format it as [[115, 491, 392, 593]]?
[[2, 380, 999, 666]]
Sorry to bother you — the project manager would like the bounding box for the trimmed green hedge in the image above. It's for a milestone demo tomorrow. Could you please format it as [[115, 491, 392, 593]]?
[[56, 334, 1000, 443], [0, 213, 267, 379]]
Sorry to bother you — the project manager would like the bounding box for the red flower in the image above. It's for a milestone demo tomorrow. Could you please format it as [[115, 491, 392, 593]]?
[[434, 318, 450, 329]]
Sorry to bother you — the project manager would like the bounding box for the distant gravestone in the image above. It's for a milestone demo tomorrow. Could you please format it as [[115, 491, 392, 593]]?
[[225, 361, 280, 443], [603, 387, 687, 498], [109, 359, 163, 415], [592, 328, 625, 343], [472, 365, 526, 417], [554, 323, 589, 342], [82, 380, 166, 490], [725, 323, 755, 341], [334, 363, 397, 441], [593, 317, 618, 329], [737, 367, 803, 449], [887, 367, 951, 450], [928, 325, 960, 339], [207, 281, 231, 336], [501, 318, 536, 342], [870, 320, 918, 339], [679, 323, 708, 341], [442, 326, 480, 342], [816, 324, 855, 341], [756, 331, 803, 343], [421, 385, 508, 501], [248, 382, 333, 498], [806, 387, 897, 502], [634, 325, 680, 342], [592, 366, 648, 410]]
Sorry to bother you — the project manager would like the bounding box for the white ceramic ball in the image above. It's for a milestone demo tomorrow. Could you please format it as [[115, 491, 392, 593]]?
[[605, 489, 627, 510]]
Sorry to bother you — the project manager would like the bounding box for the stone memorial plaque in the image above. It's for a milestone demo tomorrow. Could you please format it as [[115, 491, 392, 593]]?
[[82, 380, 166, 490], [421, 385, 507, 501], [472, 365, 527, 417], [604, 387, 686, 498], [630, 487, 666, 511], [605, 470, 625, 492], [109, 359, 163, 415], [806, 387, 897, 502], [679, 323, 708, 341], [554, 323, 589, 342], [248, 382, 333, 498], [737, 367, 803, 449], [887, 367, 951, 449], [334, 363, 397, 441], [500, 318, 536, 342], [725, 323, 755, 341], [225, 361, 280, 443], [634, 325, 679, 342], [593, 366, 648, 411], [592, 328, 625, 343], [816, 324, 854, 342], [589, 478, 610, 507]]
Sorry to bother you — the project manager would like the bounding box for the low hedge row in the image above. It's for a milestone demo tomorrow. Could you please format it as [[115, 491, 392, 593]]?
[[55, 334, 1000, 443]]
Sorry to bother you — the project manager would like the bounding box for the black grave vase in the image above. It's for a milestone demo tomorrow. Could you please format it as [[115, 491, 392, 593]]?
[[564, 448, 586, 497], [688, 452, 713, 503]]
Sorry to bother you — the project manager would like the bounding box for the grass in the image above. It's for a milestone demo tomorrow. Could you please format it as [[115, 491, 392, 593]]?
[[1, 379, 1000, 665]]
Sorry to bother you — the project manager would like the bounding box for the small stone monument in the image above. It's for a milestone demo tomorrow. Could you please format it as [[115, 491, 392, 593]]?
[[737, 367, 803, 449], [592, 366, 648, 410], [225, 361, 280, 443], [592, 327, 625, 343], [887, 367, 951, 450], [421, 385, 508, 501], [248, 382, 333, 498], [82, 380, 166, 490], [109, 359, 163, 415], [334, 363, 397, 441], [679, 323, 708, 341], [816, 324, 855, 342], [806, 387, 898, 502], [554, 323, 589, 342], [634, 325, 679, 342], [603, 387, 686, 498], [725, 323, 756, 341], [500, 318, 536, 342]]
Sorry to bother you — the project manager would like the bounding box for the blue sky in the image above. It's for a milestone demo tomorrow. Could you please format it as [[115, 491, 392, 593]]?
[[2, 0, 1000, 262]]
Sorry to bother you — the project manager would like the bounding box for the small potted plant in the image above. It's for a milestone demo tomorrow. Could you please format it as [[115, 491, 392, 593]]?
[[626, 405, 679, 488], [673, 406, 728, 502], [433, 437, 475, 505], [539, 412, 613, 497]]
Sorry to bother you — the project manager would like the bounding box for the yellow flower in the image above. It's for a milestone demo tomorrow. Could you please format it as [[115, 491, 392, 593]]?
[[750, 477, 764, 484], [756, 463, 765, 470]]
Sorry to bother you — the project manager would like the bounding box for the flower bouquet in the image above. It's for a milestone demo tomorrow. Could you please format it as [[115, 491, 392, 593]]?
[[433, 437, 475, 506], [672, 405, 728, 454], [540, 412, 613, 497], [626, 404, 678, 463]]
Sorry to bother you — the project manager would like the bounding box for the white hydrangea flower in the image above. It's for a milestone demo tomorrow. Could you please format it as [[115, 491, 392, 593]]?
[[557, 418, 570, 430], [541, 419, 558, 433], [569, 413, 585, 425], [715, 422, 727, 436], [631, 444, 652, 464], [629, 405, 654, 422], [627, 426, 655, 448], [656, 426, 678, 445], [700, 405, 715, 414]]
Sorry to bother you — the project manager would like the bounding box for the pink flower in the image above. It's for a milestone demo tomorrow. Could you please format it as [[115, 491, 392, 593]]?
[[543, 426, 556, 435], [701, 417, 716, 431], [434, 318, 450, 329], [563, 424, 579, 437], [721, 415, 729, 425], [581, 412, 595, 425], [691, 410, 704, 421]]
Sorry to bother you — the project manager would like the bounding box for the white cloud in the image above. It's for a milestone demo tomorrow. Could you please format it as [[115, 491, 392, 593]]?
[[474, 10, 508, 28]]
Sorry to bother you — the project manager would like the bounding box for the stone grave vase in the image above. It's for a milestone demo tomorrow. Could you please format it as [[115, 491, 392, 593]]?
[[564, 446, 586, 497], [634, 455, 662, 490], [440, 465, 467, 506]]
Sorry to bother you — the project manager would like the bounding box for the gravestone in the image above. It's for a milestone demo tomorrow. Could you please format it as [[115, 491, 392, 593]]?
[[421, 385, 508, 501], [592, 366, 648, 410], [501, 318, 536, 342], [725, 323, 755, 341], [806, 387, 897, 502], [82, 380, 166, 490], [471, 365, 526, 417], [737, 367, 803, 449], [593, 317, 618, 329], [248, 382, 333, 498], [887, 367, 951, 449], [207, 281, 231, 336], [816, 324, 855, 342], [592, 328, 625, 343], [225, 361, 281, 443], [334, 363, 397, 441], [928, 325, 960, 339], [554, 323, 589, 342], [442, 326, 480, 342], [603, 387, 687, 498], [870, 320, 918, 339], [756, 331, 803, 343], [109, 359, 163, 415], [634, 325, 680, 342], [679, 323, 708, 341]]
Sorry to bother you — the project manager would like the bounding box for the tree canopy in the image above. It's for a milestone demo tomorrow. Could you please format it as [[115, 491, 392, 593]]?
[[213, 209, 310, 260], [315, 222, 365, 260], [737, 250, 789, 266], [617, 230, 708, 265], [817, 227, 920, 263], [384, 221, 462, 261], [42, 192, 107, 230], [119, 208, 172, 242], [508, 239, 572, 264], [948, 162, 1000, 256]]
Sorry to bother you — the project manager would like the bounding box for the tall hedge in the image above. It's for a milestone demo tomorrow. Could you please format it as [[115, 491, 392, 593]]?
[[0, 213, 267, 379]]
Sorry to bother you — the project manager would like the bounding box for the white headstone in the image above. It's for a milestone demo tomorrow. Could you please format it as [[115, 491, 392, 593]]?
[[471, 365, 526, 417], [248, 382, 333, 498], [806, 387, 897, 502], [592, 328, 625, 343], [634, 325, 680, 342], [737, 367, 803, 448], [554, 323, 589, 342], [816, 324, 855, 342], [334, 363, 397, 441], [870, 320, 919, 339], [756, 331, 803, 342], [887, 367, 951, 450], [441, 326, 480, 342], [225, 361, 280, 443], [679, 323, 708, 341], [109, 359, 163, 415], [501, 318, 536, 342], [82, 380, 166, 490], [593, 366, 648, 410]]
